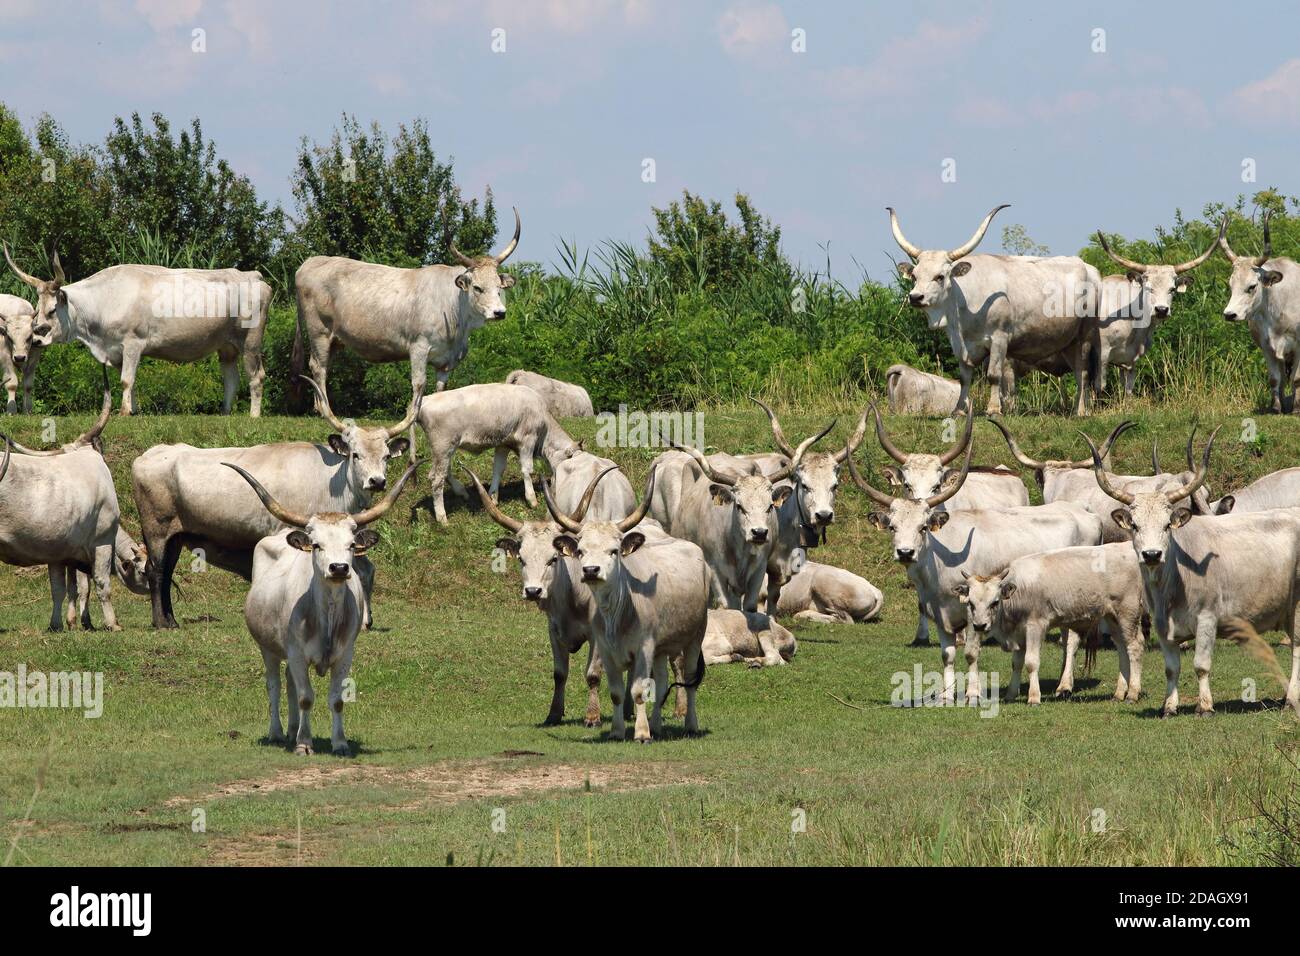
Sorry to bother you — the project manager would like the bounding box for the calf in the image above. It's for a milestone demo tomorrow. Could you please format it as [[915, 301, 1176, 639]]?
[[228, 457, 419, 755], [702, 609, 796, 667], [0, 290, 56, 414]]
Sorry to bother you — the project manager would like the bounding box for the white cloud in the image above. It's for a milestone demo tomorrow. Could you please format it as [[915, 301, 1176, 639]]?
[[816, 16, 988, 102], [717, 2, 787, 59], [1230, 58, 1300, 125], [223, 0, 271, 58], [134, 0, 203, 33]]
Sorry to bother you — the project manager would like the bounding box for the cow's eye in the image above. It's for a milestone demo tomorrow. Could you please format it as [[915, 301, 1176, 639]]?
[[352, 453, 360, 460], [1247, 285, 1257, 294], [473, 285, 483, 293]]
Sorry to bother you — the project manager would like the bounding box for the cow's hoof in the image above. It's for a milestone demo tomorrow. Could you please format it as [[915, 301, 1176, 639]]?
[[542, 715, 562, 727], [1161, 707, 1177, 719], [634, 737, 653, 745], [583, 716, 601, 728], [1056, 688, 1073, 699], [332, 745, 349, 757], [1196, 705, 1215, 718], [294, 743, 314, 756], [907, 638, 932, 647]]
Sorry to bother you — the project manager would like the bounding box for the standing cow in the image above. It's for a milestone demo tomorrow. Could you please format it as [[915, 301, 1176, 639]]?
[[295, 208, 521, 401], [889, 204, 1100, 416], [0, 289, 57, 414], [4, 244, 268, 416]]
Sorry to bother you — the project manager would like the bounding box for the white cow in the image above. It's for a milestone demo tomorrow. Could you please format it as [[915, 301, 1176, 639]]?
[[0, 290, 56, 414], [505, 370, 595, 418], [885, 364, 961, 416], [767, 550, 884, 625], [702, 610, 797, 667]]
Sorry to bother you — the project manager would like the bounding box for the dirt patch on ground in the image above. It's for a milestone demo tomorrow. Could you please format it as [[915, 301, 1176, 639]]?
[[207, 831, 323, 867], [164, 757, 701, 810]]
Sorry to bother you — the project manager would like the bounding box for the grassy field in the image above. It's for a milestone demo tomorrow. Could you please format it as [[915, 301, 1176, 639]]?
[[1, 394, 1298, 866]]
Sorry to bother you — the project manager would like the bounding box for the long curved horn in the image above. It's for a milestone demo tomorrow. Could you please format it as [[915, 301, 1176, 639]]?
[[223, 463, 311, 528], [949, 204, 1010, 261], [751, 397, 794, 458], [1095, 231, 1147, 274], [351, 457, 422, 526], [771, 420, 835, 482], [74, 381, 112, 447], [1218, 216, 1239, 260], [926, 441, 972, 507], [1151, 438, 1162, 475], [386, 384, 424, 439], [50, 246, 65, 286], [1254, 211, 1273, 267], [541, 477, 583, 533], [846, 453, 898, 508], [1174, 218, 1227, 274], [298, 375, 346, 431], [1183, 423, 1198, 472], [870, 402, 909, 464], [460, 465, 523, 533], [1079, 432, 1135, 506], [2, 241, 43, 289], [448, 242, 476, 267], [885, 207, 922, 261], [1166, 426, 1220, 504], [494, 207, 521, 265], [666, 436, 737, 486], [571, 465, 619, 522], [938, 409, 974, 466], [616, 466, 657, 533], [985, 418, 1044, 470], [835, 407, 869, 464]]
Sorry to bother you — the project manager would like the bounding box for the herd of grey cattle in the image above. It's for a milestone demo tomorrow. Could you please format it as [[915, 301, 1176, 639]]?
[[0, 201, 1298, 753]]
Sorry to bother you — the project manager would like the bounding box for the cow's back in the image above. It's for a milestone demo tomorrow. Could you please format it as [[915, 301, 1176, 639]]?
[[0, 449, 118, 565], [554, 451, 635, 521], [622, 537, 709, 657], [417, 383, 551, 453]]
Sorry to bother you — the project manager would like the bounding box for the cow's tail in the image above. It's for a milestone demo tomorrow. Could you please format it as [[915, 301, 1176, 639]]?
[[1083, 626, 1101, 677], [666, 645, 707, 693], [289, 308, 308, 409]]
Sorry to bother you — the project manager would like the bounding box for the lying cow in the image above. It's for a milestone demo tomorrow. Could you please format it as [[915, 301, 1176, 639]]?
[[702, 610, 796, 667], [767, 550, 884, 625], [957, 543, 1145, 705], [506, 370, 595, 418], [885, 364, 962, 416], [229, 457, 420, 755]]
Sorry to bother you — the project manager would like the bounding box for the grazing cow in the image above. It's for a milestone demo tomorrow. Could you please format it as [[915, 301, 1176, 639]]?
[[0, 387, 122, 630], [1209, 467, 1300, 515], [1091, 221, 1223, 397], [466, 464, 615, 727], [765, 549, 884, 624], [131, 380, 419, 628], [413, 382, 581, 524], [702, 609, 796, 667], [553, 450, 635, 522], [885, 364, 962, 416], [230, 457, 419, 755], [889, 204, 1100, 416], [545, 468, 711, 742], [958, 543, 1145, 705], [295, 209, 521, 400], [0, 290, 56, 414], [3, 243, 268, 416], [67, 525, 151, 629], [852, 447, 1102, 704], [505, 370, 595, 418], [989, 419, 1213, 540], [1085, 427, 1300, 715], [1220, 213, 1300, 413]]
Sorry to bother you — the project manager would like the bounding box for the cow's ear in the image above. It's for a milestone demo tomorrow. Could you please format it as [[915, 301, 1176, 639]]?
[[1033, 468, 1046, 490], [928, 511, 950, 532], [495, 537, 520, 558], [897, 262, 914, 280], [954, 583, 970, 600], [499, 272, 516, 288], [56, 289, 68, 307], [1000, 581, 1017, 599], [327, 434, 349, 456], [1111, 508, 1134, 531], [1170, 507, 1193, 529], [1214, 495, 1235, 515], [553, 534, 578, 557], [1263, 269, 1285, 286], [1175, 274, 1193, 292], [881, 465, 904, 487], [455, 271, 473, 291], [620, 532, 646, 556], [1126, 269, 1144, 283], [939, 470, 962, 493], [387, 436, 409, 458], [709, 484, 734, 505], [574, 438, 585, 452], [950, 260, 973, 278], [286, 530, 313, 552], [771, 485, 793, 506], [352, 529, 380, 553], [866, 512, 889, 531]]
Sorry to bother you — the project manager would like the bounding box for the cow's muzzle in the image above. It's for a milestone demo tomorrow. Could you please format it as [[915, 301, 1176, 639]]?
[[1140, 549, 1163, 566], [749, 528, 769, 544], [327, 563, 351, 580], [1222, 311, 1239, 322], [895, 548, 915, 564], [524, 586, 542, 601], [582, 566, 601, 582], [367, 477, 388, 491], [814, 509, 833, 525], [908, 292, 925, 307]]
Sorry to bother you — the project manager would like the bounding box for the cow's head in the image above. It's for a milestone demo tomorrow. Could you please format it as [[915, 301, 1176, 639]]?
[[988, 418, 1131, 493], [449, 207, 520, 324], [0, 296, 55, 367], [852, 440, 972, 565], [752, 398, 847, 530], [671, 440, 791, 547], [548, 467, 656, 591], [1085, 426, 1218, 569], [1220, 212, 1284, 324], [955, 570, 1014, 635], [302, 376, 419, 495], [1096, 219, 1223, 321], [871, 402, 974, 501], [889, 204, 1008, 327], [116, 537, 150, 595], [465, 463, 615, 602], [3, 242, 67, 345], [224, 457, 420, 585]]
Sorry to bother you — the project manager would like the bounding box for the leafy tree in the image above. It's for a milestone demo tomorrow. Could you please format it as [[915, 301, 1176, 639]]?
[[648, 191, 789, 291], [1001, 223, 1049, 256]]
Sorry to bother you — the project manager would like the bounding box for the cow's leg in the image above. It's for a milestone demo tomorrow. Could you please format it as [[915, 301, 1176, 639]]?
[[219, 349, 240, 415], [680, 643, 703, 734], [3, 370, 15, 414], [1057, 629, 1080, 697], [1193, 612, 1217, 716], [46, 564, 67, 632], [517, 445, 537, 508], [1022, 622, 1048, 705], [1117, 614, 1145, 702], [91, 543, 119, 631], [937, 628, 957, 705], [1154, 613, 1181, 716], [304, 332, 333, 411], [1122, 365, 1137, 398], [953, 363, 974, 418], [1287, 609, 1300, 710], [67, 568, 88, 629], [1264, 353, 1285, 413], [962, 627, 983, 705], [284, 665, 300, 742], [1007, 645, 1025, 702], [984, 333, 1009, 416], [545, 621, 570, 726], [241, 305, 267, 418], [119, 342, 144, 415], [598, 639, 627, 741], [407, 342, 431, 401], [21, 356, 38, 413], [1111, 619, 1131, 702], [583, 641, 603, 728], [650, 654, 669, 737], [488, 447, 509, 502], [794, 608, 849, 625], [630, 639, 657, 743], [263, 649, 285, 743], [910, 602, 931, 646], [286, 646, 315, 755], [327, 642, 357, 756], [742, 567, 764, 616], [145, 534, 180, 629], [999, 361, 1018, 414], [157, 536, 183, 628], [428, 443, 455, 525], [355, 558, 374, 629], [1073, 341, 1092, 416]]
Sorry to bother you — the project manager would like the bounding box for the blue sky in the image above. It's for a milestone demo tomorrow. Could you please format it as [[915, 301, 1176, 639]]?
[[2, 1, 1297, 278]]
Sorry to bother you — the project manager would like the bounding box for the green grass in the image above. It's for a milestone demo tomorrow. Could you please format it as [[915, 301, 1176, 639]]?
[[1, 402, 1298, 866]]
